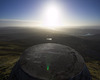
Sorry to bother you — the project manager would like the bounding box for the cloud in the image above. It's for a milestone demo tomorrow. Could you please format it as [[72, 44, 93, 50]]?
[[0, 19, 41, 27], [0, 19, 99, 29]]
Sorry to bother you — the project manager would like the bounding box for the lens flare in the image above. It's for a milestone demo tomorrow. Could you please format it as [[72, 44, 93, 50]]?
[[47, 65, 49, 71]]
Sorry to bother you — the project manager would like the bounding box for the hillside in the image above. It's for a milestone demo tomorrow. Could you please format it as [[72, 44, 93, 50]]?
[[0, 27, 100, 80]]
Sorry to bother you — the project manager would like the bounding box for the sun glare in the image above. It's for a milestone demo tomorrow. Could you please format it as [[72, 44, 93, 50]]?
[[41, 3, 64, 30]]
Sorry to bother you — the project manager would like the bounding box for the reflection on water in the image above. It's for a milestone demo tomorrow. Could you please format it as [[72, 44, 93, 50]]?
[[82, 33, 94, 36], [46, 38, 52, 41]]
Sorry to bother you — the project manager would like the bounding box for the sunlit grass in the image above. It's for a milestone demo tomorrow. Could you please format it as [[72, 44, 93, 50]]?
[[0, 56, 19, 80], [86, 61, 100, 80], [0, 41, 24, 80]]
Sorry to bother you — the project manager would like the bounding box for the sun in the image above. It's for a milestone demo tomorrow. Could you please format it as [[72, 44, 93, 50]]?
[[41, 3, 63, 30]]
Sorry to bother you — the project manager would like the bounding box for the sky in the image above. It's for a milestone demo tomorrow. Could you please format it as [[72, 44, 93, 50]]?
[[0, 0, 100, 28]]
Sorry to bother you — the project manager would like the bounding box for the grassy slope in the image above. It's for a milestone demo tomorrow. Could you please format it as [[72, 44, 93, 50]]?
[[0, 41, 25, 80], [86, 61, 100, 80]]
